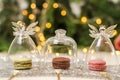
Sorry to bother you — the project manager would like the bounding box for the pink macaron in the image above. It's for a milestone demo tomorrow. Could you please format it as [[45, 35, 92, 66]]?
[[88, 59, 106, 71]]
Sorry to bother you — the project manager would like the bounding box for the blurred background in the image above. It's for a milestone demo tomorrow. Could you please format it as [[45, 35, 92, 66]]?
[[0, 0, 120, 52]]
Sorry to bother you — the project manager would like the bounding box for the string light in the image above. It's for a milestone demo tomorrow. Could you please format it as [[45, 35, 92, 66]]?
[[38, 33, 45, 41], [29, 1, 46, 48], [37, 45, 42, 51], [61, 10, 67, 16], [68, 50, 72, 55], [81, 16, 87, 23], [91, 49, 95, 54], [47, 45, 52, 54], [116, 51, 120, 55], [38, 33, 44, 37], [22, 10, 28, 16], [41, 41, 45, 46], [96, 18, 102, 25], [53, 3, 59, 8], [31, 3, 36, 9], [35, 26, 40, 32], [39, 36, 45, 41], [82, 48, 88, 53], [113, 30, 117, 36], [28, 14, 36, 20], [42, 2, 48, 8], [56, 53, 60, 56], [46, 22, 52, 28], [37, 32, 46, 47]]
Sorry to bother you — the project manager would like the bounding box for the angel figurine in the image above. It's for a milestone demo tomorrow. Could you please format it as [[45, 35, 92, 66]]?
[[8, 21, 39, 70], [85, 24, 119, 76]]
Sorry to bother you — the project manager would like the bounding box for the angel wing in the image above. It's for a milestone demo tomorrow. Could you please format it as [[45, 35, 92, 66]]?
[[12, 21, 26, 30], [26, 21, 38, 31], [11, 22, 20, 32], [12, 21, 27, 36], [12, 21, 38, 36], [12, 22, 19, 27], [26, 21, 38, 35], [88, 24, 99, 38], [105, 24, 117, 38]]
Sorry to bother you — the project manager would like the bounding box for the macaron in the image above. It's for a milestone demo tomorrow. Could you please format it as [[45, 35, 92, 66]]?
[[14, 57, 32, 70], [88, 59, 106, 71], [88, 59, 106, 65], [52, 57, 70, 69]]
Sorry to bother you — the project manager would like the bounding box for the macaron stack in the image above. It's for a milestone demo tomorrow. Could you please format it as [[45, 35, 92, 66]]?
[[52, 57, 70, 69], [88, 59, 106, 71], [14, 57, 32, 70]]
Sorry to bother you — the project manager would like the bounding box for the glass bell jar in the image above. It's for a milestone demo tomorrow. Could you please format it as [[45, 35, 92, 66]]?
[[42, 29, 77, 72], [85, 24, 119, 74], [8, 21, 39, 70]]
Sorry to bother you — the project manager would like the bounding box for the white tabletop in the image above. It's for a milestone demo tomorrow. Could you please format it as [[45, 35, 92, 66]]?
[[0, 51, 120, 80]]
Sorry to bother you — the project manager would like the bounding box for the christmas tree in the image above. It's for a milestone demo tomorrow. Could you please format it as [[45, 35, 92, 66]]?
[[0, 0, 120, 51]]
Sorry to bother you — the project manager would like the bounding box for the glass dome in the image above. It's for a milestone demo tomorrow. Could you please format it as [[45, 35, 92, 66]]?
[[85, 24, 119, 74], [8, 21, 39, 70], [42, 29, 77, 71]]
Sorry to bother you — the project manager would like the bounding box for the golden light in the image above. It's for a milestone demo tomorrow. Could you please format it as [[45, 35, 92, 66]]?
[[53, 3, 59, 8], [81, 16, 87, 23], [41, 41, 45, 46], [38, 33, 45, 41], [35, 26, 40, 32], [56, 53, 60, 56], [47, 45, 52, 53], [113, 30, 117, 36], [55, 69, 61, 74], [69, 50, 72, 55], [96, 18, 102, 25], [42, 2, 48, 8], [28, 14, 36, 20], [61, 10, 67, 16], [31, 3, 36, 9], [38, 33, 43, 37], [39, 36, 45, 41], [17, 21, 22, 25], [31, 50, 36, 53], [22, 10, 28, 16], [111, 52, 114, 55], [91, 49, 95, 54], [82, 48, 88, 53], [37, 45, 42, 51], [116, 51, 120, 55], [46, 22, 52, 28]]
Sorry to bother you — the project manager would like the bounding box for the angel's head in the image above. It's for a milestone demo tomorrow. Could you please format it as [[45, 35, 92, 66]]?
[[99, 25, 106, 32], [16, 21, 26, 28]]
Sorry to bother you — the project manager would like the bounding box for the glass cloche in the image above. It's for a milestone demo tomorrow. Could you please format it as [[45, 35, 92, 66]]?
[[8, 21, 39, 70], [42, 29, 77, 72], [85, 24, 119, 79]]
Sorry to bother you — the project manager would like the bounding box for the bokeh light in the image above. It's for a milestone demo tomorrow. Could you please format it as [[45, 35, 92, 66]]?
[[46, 22, 52, 28], [61, 10, 67, 16], [22, 10, 28, 16], [53, 3, 59, 8], [31, 3, 36, 9], [81, 16, 87, 23], [113, 30, 117, 36], [35, 26, 40, 32], [42, 2, 48, 8], [37, 45, 42, 51], [96, 18, 102, 25], [28, 14, 36, 20]]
